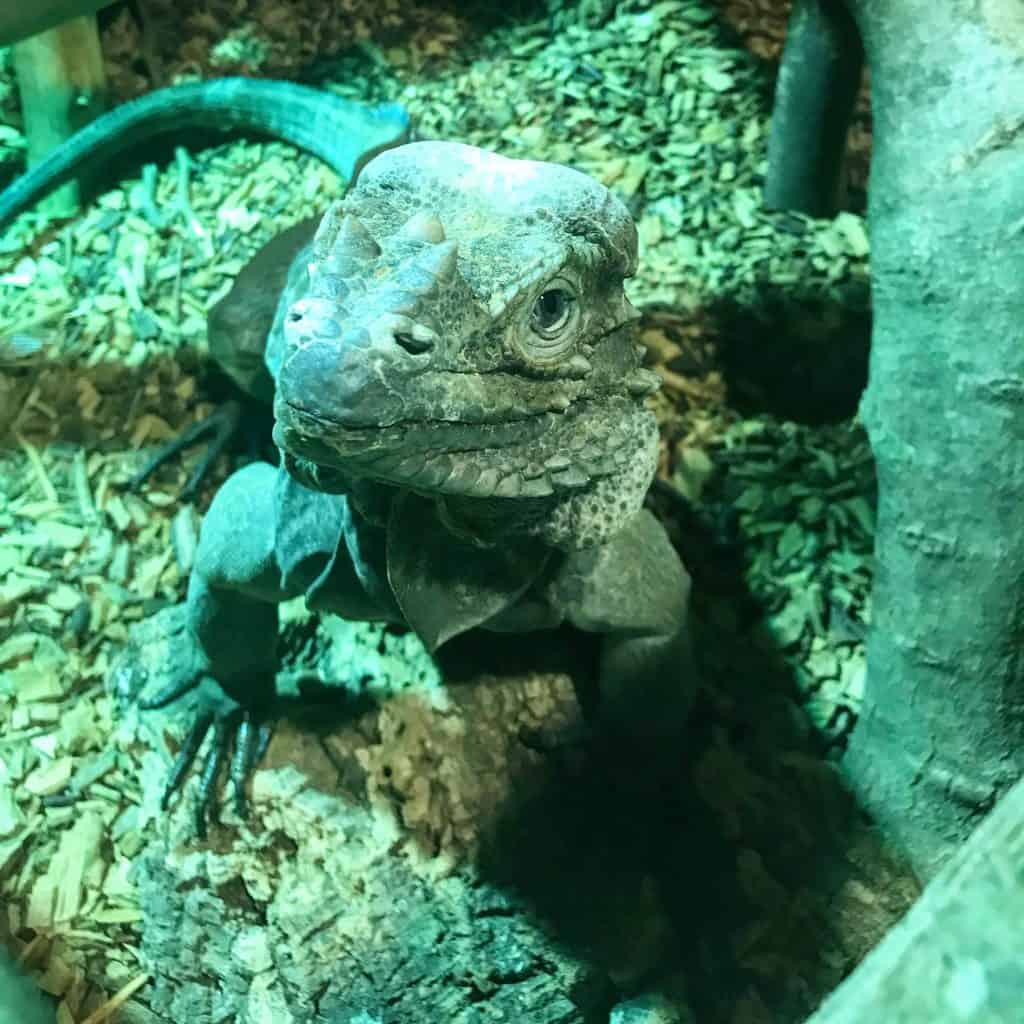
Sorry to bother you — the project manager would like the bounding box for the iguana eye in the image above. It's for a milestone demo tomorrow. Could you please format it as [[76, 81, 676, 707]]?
[[530, 287, 575, 339]]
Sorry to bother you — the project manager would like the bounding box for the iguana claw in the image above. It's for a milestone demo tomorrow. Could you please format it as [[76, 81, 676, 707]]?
[[229, 712, 273, 819], [127, 399, 247, 500], [139, 666, 274, 835]]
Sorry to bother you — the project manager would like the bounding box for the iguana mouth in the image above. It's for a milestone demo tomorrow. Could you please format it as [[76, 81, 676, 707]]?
[[274, 355, 582, 430], [276, 396, 560, 438], [274, 397, 561, 473], [274, 395, 643, 499]]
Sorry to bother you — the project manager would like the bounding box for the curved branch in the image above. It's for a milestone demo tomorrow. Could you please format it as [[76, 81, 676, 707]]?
[[764, 0, 864, 217]]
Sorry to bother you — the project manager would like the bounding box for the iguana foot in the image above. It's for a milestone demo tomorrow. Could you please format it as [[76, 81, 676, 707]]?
[[128, 399, 245, 500], [139, 674, 273, 836]]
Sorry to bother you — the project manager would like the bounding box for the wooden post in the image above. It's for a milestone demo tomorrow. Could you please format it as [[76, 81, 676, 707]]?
[[11, 14, 107, 219]]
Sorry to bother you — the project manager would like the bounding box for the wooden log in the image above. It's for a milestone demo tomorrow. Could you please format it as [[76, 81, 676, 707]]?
[[11, 14, 107, 219], [806, 776, 1024, 1022], [110, 606, 687, 1022]]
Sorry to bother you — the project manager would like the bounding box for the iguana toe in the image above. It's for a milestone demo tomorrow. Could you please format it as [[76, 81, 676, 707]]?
[[126, 399, 248, 500], [132, 652, 274, 835], [150, 691, 275, 836], [228, 711, 274, 820]]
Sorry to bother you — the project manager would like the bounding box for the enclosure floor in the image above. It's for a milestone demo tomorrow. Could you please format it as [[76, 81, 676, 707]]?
[[0, 2, 915, 1022]]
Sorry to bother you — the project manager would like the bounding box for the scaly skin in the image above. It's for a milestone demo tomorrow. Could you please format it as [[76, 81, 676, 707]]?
[[135, 142, 697, 833], [0, 951, 53, 1024]]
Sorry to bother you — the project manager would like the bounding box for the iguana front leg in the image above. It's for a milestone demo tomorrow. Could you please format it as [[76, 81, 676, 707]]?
[[137, 461, 396, 833], [550, 510, 697, 743], [136, 462, 293, 832]]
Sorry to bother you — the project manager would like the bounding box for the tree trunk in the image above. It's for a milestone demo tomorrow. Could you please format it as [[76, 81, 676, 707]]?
[[843, 0, 1024, 876], [805, 776, 1024, 1022]]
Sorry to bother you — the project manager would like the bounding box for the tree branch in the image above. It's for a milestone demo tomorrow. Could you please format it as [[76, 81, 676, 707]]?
[[805, 777, 1024, 1022], [764, 0, 863, 217]]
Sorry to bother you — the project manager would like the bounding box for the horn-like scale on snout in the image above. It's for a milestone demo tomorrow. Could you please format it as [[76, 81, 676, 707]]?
[[276, 204, 482, 441], [400, 210, 446, 243], [311, 207, 381, 277]]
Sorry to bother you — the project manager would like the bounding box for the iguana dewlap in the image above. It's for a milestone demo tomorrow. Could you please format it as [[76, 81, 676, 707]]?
[[147, 141, 697, 828]]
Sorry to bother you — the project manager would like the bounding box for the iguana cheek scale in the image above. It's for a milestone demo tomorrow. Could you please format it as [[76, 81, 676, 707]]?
[[138, 140, 698, 833]]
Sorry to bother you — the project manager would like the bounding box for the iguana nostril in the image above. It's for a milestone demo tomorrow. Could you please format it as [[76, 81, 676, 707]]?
[[394, 332, 433, 354], [286, 302, 343, 340]]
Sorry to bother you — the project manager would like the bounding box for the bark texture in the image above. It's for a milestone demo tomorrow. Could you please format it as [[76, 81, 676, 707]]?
[[844, 0, 1024, 875], [111, 606, 690, 1024], [805, 776, 1024, 1022], [763, 0, 863, 216]]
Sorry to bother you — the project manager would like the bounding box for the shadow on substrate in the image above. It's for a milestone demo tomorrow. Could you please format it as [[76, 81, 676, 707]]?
[[709, 282, 871, 425], [425, 287, 879, 1022]]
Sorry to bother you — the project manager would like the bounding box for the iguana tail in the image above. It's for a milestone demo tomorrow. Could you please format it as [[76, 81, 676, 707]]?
[[0, 77, 410, 234]]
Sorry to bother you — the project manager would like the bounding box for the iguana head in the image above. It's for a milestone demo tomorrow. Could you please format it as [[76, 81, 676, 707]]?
[[272, 141, 661, 548]]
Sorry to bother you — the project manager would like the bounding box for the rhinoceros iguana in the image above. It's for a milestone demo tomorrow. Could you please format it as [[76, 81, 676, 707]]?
[[131, 141, 698, 832]]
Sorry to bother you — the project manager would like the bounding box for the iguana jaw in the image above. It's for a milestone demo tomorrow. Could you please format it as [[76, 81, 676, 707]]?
[[273, 394, 646, 500]]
